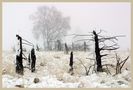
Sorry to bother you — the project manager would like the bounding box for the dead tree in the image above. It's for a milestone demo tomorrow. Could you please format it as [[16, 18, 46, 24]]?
[[93, 30, 122, 72], [69, 51, 74, 75], [65, 43, 69, 54], [57, 40, 62, 51], [93, 31, 103, 72], [16, 35, 24, 75], [70, 30, 124, 72], [16, 35, 35, 74], [31, 48, 36, 72]]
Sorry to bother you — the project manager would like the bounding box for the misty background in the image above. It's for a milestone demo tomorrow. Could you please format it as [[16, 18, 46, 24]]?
[[2, 2, 131, 51]]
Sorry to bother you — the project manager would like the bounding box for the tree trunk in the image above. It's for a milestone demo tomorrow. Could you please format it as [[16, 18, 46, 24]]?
[[69, 52, 74, 74], [93, 31, 103, 72], [16, 35, 24, 75], [65, 43, 69, 54], [47, 40, 50, 51], [57, 40, 61, 51]]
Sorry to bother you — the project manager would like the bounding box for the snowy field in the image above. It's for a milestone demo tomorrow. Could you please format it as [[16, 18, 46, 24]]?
[[2, 50, 131, 88]]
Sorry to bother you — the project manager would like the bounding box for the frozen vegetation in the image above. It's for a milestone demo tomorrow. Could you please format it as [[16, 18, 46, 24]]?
[[2, 50, 131, 88]]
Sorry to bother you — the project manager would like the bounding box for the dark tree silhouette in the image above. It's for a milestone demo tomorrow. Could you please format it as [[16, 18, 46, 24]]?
[[31, 48, 36, 72], [93, 31, 103, 72], [57, 40, 62, 51], [65, 43, 69, 54], [16, 35, 24, 75], [92, 30, 122, 72], [69, 51, 73, 73]]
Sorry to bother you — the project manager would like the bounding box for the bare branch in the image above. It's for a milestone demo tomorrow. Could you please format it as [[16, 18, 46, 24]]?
[[100, 43, 119, 51], [119, 56, 129, 65], [66, 33, 92, 36], [77, 58, 96, 75], [115, 53, 129, 75], [97, 29, 102, 35], [99, 35, 125, 42], [101, 47, 119, 51], [74, 38, 94, 42], [120, 56, 129, 70], [77, 58, 88, 73], [106, 65, 111, 75], [102, 56, 115, 60], [101, 54, 108, 57]]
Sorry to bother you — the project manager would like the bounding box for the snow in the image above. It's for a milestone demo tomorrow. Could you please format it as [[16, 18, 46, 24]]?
[[2, 74, 79, 88], [2, 51, 131, 88]]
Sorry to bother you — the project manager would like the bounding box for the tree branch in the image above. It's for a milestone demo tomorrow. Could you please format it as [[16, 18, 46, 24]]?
[[74, 38, 94, 43], [101, 54, 108, 57], [99, 35, 125, 42], [120, 56, 129, 70], [101, 47, 119, 51]]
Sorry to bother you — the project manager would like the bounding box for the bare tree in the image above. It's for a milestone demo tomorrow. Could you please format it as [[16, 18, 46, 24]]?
[[31, 6, 71, 50], [92, 30, 124, 72], [70, 30, 124, 72]]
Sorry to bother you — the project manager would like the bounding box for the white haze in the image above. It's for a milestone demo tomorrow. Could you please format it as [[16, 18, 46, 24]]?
[[2, 2, 131, 51]]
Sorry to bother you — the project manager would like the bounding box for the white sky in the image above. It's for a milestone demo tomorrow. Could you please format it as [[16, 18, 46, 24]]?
[[2, 2, 131, 51]]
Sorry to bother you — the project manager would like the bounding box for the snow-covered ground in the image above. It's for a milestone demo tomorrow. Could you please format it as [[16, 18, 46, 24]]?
[[2, 51, 131, 88]]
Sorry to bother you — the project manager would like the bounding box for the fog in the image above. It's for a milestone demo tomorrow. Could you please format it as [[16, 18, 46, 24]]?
[[2, 2, 131, 51]]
